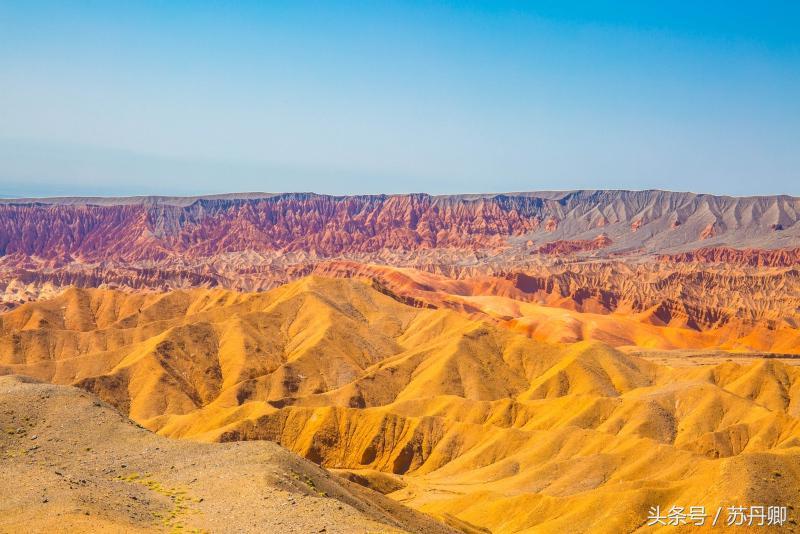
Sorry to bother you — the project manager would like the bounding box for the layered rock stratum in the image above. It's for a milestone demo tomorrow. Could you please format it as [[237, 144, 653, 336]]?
[[1, 190, 798, 264]]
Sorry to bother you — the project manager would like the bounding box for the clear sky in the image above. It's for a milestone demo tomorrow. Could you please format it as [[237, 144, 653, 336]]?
[[1, 1, 798, 197]]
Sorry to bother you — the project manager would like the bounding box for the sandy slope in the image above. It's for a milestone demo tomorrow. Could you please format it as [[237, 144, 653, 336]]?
[[0, 374, 455, 534]]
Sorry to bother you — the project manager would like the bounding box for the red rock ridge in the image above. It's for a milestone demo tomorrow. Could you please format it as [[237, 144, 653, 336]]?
[[536, 234, 611, 255], [662, 247, 800, 267]]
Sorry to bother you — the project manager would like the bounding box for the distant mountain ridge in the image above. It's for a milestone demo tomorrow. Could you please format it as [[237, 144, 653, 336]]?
[[1, 190, 798, 260]]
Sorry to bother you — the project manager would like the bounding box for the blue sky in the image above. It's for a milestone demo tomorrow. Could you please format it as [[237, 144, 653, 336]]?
[[1, 1, 798, 197]]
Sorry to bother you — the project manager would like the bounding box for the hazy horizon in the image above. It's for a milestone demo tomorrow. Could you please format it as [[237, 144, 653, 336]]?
[[2, 187, 800, 202]]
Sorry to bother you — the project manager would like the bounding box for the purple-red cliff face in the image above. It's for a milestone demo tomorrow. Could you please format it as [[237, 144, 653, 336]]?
[[0, 194, 550, 261], [1, 190, 798, 262]]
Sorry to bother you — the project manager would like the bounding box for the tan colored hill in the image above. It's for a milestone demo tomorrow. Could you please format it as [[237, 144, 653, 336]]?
[[0, 374, 456, 534], [2, 277, 799, 532]]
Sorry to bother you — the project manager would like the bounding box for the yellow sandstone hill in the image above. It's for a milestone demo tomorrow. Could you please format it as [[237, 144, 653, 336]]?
[[1, 277, 799, 532]]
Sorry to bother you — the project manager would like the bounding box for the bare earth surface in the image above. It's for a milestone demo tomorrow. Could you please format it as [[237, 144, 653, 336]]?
[[0, 375, 456, 534]]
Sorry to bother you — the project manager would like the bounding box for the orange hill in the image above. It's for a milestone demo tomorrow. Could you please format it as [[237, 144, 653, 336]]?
[[2, 277, 800, 532]]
